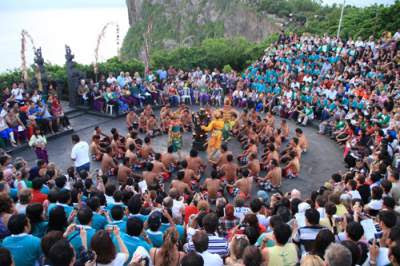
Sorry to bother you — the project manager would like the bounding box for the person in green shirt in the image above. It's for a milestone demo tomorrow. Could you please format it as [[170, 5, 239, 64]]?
[[262, 223, 298, 266], [377, 108, 391, 128], [298, 102, 314, 126]]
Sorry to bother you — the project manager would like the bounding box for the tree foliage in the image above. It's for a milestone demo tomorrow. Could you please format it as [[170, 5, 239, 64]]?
[[150, 35, 278, 72], [258, 0, 400, 39]]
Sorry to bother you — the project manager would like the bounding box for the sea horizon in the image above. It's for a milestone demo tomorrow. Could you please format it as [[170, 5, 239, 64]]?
[[0, 6, 129, 72]]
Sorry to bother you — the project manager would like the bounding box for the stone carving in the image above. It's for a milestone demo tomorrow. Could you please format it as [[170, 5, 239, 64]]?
[[65, 45, 85, 107], [33, 47, 49, 94]]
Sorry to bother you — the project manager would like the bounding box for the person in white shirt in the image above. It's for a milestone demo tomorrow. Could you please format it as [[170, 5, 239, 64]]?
[[192, 231, 223, 266], [347, 179, 362, 200], [355, 37, 365, 48], [106, 73, 117, 85], [393, 30, 400, 41], [170, 188, 185, 223], [11, 83, 24, 101], [250, 198, 269, 228], [29, 128, 48, 162], [16, 189, 31, 214], [71, 134, 90, 173], [234, 197, 251, 221]]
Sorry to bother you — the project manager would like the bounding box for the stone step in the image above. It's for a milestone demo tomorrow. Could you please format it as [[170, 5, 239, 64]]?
[[7, 128, 74, 155], [67, 110, 87, 119]]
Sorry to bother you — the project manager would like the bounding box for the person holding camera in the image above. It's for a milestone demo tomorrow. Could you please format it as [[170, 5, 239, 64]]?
[[91, 227, 129, 266]]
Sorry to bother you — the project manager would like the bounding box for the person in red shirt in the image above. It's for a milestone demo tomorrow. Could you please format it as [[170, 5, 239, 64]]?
[[30, 178, 47, 204], [184, 194, 202, 225]]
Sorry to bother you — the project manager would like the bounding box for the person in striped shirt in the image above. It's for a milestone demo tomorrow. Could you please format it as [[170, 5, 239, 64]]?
[[293, 208, 323, 254], [188, 212, 228, 258]]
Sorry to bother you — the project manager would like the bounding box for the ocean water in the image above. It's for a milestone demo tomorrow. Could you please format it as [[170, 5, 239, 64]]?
[[0, 7, 129, 72]]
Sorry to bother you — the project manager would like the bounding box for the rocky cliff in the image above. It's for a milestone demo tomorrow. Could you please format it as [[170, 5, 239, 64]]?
[[122, 0, 282, 59]]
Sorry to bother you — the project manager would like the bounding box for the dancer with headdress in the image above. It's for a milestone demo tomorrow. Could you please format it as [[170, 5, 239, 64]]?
[[201, 110, 225, 158], [168, 112, 183, 158], [222, 97, 238, 141]]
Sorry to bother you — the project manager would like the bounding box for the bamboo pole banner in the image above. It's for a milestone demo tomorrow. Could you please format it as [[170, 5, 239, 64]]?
[[94, 22, 120, 78], [20, 30, 37, 84]]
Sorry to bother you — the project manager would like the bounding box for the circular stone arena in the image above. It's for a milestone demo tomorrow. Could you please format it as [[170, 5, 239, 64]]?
[[12, 108, 345, 196]]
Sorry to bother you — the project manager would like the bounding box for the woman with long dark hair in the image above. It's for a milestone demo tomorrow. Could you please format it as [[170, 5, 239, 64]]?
[[309, 229, 335, 260], [150, 227, 185, 266], [90, 228, 129, 266], [47, 206, 67, 232]]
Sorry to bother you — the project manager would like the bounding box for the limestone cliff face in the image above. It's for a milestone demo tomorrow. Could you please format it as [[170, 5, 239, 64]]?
[[122, 0, 282, 58]]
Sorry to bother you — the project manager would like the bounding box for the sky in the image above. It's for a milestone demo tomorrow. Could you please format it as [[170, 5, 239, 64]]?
[[0, 1, 129, 71], [0, 0, 126, 10], [0, 0, 396, 71]]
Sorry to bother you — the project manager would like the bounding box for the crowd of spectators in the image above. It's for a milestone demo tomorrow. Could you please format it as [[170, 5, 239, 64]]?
[[0, 29, 399, 266], [0, 83, 71, 152]]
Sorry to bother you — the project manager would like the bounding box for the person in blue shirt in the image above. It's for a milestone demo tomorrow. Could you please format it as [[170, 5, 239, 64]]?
[[2, 214, 42, 266], [273, 84, 281, 95], [47, 205, 68, 232], [47, 189, 74, 219], [146, 211, 164, 247], [256, 80, 266, 94], [106, 190, 127, 212], [157, 68, 168, 81], [66, 207, 96, 256], [26, 203, 48, 238], [109, 205, 127, 233], [86, 196, 108, 231], [117, 72, 126, 88], [127, 194, 148, 223], [160, 208, 184, 241], [118, 217, 152, 263]]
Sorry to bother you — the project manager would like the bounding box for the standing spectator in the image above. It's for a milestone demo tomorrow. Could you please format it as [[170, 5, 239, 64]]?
[[71, 134, 90, 173], [29, 128, 48, 163]]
